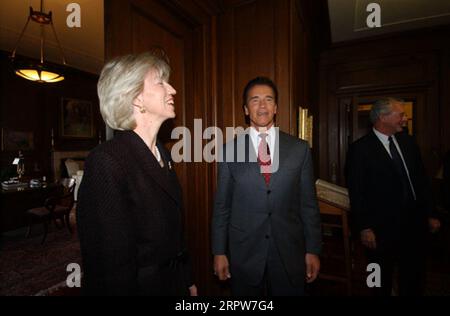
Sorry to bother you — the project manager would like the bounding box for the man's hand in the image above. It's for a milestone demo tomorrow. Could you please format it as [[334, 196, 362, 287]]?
[[305, 253, 320, 283], [214, 255, 231, 281], [361, 229, 377, 249], [429, 217, 441, 233], [189, 284, 198, 296]]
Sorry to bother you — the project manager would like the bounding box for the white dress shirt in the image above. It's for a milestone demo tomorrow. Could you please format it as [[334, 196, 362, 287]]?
[[249, 125, 276, 162], [373, 128, 416, 200]]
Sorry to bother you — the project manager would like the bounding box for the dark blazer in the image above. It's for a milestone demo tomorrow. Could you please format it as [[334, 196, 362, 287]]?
[[211, 130, 322, 287], [77, 130, 192, 295], [345, 130, 435, 243]]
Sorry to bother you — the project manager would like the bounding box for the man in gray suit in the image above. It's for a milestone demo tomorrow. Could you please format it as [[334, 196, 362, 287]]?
[[211, 77, 322, 295]]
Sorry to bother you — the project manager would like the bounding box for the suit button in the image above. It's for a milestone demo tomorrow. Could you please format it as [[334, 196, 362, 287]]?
[[268, 213, 272, 217], [265, 235, 270, 239], [267, 190, 271, 194]]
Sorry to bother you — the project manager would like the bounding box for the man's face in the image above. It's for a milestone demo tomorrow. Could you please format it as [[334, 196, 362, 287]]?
[[244, 84, 277, 130], [380, 101, 408, 134]]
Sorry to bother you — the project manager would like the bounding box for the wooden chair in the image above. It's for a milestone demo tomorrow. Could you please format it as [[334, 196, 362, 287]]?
[[26, 178, 76, 244], [318, 198, 353, 295]]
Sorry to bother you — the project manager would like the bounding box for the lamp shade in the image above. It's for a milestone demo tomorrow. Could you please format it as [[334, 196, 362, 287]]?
[[15, 69, 64, 83], [10, 4, 67, 83], [11, 58, 64, 83]]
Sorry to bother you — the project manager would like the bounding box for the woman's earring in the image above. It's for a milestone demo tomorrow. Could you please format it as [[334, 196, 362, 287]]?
[[133, 104, 147, 113]]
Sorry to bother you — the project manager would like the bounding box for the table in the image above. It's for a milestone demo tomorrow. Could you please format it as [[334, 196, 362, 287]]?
[[1, 183, 61, 233]]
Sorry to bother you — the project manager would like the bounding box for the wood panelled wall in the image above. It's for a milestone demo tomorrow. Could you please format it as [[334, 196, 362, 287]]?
[[105, 0, 320, 295], [217, 0, 314, 135], [318, 26, 450, 186], [0, 52, 104, 182]]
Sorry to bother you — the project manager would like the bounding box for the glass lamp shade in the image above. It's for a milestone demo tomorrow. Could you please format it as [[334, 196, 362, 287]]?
[[10, 3, 67, 84], [15, 68, 64, 83], [11, 59, 65, 83]]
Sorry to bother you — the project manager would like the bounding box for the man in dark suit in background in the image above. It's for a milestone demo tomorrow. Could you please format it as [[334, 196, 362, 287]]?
[[346, 97, 440, 296], [211, 77, 321, 296]]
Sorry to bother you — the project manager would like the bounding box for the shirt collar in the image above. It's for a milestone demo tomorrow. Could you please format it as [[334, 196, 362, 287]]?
[[373, 127, 393, 145], [250, 125, 276, 140]]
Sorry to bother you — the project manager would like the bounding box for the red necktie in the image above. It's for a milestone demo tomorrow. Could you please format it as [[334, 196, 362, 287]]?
[[258, 133, 271, 186]]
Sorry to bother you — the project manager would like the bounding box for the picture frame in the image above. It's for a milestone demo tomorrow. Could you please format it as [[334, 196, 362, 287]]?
[[60, 98, 94, 138], [1, 128, 34, 151]]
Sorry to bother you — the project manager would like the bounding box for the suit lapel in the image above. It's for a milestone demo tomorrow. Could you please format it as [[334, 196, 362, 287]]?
[[394, 133, 414, 175], [157, 141, 182, 204], [267, 129, 286, 189], [125, 131, 180, 205], [243, 133, 268, 190], [243, 129, 287, 190], [368, 131, 398, 174]]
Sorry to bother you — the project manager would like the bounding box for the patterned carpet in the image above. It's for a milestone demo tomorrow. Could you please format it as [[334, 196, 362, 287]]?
[[0, 212, 81, 296]]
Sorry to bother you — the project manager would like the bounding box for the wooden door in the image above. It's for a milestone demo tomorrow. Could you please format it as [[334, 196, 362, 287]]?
[[336, 88, 438, 187], [104, 0, 219, 294]]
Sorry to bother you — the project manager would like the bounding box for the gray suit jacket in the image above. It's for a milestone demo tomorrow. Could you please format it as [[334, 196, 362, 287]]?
[[211, 129, 321, 286]]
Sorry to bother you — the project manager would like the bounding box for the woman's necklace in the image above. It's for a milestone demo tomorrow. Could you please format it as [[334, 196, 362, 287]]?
[[154, 146, 161, 162], [154, 146, 164, 168]]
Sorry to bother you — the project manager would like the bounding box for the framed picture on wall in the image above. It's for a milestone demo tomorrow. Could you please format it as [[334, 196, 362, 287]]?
[[60, 98, 94, 138], [1, 128, 34, 151]]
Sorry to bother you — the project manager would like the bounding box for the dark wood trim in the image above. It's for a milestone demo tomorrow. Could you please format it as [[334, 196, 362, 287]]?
[[336, 82, 434, 94]]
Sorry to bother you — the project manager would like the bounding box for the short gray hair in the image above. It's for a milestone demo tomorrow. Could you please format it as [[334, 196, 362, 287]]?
[[369, 97, 404, 124], [97, 52, 171, 130]]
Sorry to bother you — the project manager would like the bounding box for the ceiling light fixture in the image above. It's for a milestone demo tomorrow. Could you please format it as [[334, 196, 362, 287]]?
[[10, 0, 66, 83]]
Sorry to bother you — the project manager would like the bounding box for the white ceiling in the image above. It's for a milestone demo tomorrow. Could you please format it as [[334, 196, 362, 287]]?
[[328, 0, 450, 43], [0, 0, 104, 74]]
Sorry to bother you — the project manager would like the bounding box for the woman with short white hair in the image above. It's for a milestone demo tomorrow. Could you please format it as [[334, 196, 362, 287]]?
[[77, 51, 197, 296]]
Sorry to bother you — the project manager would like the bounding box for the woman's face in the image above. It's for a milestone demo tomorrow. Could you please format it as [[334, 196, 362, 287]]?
[[136, 69, 177, 120]]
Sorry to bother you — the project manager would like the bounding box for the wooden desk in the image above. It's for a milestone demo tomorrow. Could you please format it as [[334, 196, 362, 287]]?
[[318, 198, 352, 295], [0, 183, 60, 233]]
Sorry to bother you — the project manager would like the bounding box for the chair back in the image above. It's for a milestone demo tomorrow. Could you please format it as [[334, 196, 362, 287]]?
[[58, 178, 76, 209]]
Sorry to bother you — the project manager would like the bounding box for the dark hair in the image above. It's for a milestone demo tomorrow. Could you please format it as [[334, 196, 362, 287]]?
[[242, 76, 278, 106]]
